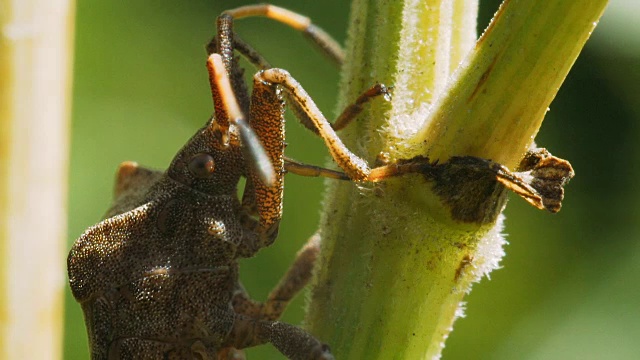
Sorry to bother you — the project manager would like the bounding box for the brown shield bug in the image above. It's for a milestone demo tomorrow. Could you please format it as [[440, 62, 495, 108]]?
[[67, 4, 395, 359]]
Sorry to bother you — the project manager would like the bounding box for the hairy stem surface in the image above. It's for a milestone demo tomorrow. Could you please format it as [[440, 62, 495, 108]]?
[[305, 0, 607, 359]]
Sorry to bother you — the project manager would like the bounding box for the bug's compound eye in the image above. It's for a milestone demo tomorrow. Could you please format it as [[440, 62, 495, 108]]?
[[188, 153, 215, 179]]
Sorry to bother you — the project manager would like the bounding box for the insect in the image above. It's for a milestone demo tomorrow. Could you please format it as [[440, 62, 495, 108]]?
[[68, 4, 574, 359], [67, 4, 398, 360]]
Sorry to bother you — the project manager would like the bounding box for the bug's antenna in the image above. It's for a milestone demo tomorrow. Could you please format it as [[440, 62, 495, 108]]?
[[223, 4, 344, 66], [207, 53, 276, 187]]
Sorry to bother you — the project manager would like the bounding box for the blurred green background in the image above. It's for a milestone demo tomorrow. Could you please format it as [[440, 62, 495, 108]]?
[[65, 1, 640, 359]]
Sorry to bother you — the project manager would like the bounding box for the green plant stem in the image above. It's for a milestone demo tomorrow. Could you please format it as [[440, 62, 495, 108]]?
[[418, 1, 609, 168], [305, 0, 607, 359], [0, 1, 75, 358]]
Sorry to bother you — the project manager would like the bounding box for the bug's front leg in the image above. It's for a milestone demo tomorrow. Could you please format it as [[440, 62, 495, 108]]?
[[212, 8, 294, 248], [243, 59, 287, 247], [206, 44, 286, 248]]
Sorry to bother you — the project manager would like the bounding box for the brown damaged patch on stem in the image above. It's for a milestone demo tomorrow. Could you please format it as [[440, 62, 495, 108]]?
[[430, 156, 510, 224], [382, 148, 574, 224]]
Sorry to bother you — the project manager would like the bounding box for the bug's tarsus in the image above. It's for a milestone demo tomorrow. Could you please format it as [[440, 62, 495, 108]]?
[[331, 83, 393, 132], [208, 8, 389, 139]]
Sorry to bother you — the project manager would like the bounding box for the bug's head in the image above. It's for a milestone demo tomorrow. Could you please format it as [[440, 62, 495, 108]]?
[[165, 118, 246, 196], [166, 53, 275, 196]]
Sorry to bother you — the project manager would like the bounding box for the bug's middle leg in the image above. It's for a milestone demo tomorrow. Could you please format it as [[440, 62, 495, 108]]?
[[252, 70, 454, 185], [232, 233, 321, 321], [254, 68, 374, 181]]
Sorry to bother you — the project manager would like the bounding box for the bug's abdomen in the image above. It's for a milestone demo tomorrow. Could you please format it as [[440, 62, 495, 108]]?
[[81, 268, 235, 359]]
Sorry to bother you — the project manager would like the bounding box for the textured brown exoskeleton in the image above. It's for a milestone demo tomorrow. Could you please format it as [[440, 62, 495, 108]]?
[[67, 5, 400, 360], [68, 4, 575, 360]]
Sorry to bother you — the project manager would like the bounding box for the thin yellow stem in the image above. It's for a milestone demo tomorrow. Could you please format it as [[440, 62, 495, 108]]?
[[0, 0, 75, 358]]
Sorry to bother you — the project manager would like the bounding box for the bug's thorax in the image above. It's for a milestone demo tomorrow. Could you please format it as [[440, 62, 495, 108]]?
[[148, 181, 245, 255]]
